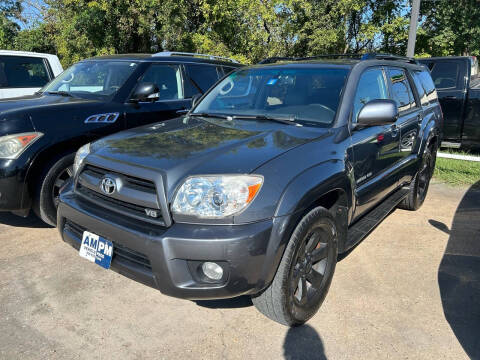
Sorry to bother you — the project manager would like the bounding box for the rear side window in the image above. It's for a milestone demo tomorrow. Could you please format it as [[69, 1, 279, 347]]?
[[387, 68, 416, 112], [186, 64, 222, 95], [429, 61, 459, 89], [412, 71, 427, 105], [0, 56, 50, 88], [141, 64, 184, 100], [353, 68, 388, 121], [412, 70, 437, 105]]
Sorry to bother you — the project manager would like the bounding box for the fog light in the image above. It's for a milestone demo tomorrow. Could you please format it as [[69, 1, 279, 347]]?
[[201, 262, 223, 280]]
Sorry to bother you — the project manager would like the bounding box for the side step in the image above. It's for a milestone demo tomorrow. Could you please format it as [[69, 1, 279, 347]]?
[[344, 188, 409, 252]]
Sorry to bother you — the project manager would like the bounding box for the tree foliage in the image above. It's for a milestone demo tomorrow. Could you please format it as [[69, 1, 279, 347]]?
[[5, 0, 480, 66], [0, 0, 22, 49]]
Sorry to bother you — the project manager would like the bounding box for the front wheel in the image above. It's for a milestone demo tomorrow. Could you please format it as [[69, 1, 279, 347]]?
[[33, 153, 75, 226], [252, 207, 338, 326]]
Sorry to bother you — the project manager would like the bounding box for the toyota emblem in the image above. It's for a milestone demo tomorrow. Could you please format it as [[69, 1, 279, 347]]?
[[100, 177, 116, 195]]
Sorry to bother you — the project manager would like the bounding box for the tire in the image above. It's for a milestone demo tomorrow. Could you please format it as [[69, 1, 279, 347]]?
[[399, 145, 436, 211], [252, 207, 338, 326], [33, 153, 75, 226]]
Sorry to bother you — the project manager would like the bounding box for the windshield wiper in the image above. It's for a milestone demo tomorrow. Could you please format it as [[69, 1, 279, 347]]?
[[46, 91, 73, 97], [230, 114, 300, 126], [189, 112, 229, 119]]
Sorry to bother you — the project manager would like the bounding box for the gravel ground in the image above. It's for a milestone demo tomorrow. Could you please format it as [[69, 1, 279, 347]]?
[[1, 181, 479, 360]]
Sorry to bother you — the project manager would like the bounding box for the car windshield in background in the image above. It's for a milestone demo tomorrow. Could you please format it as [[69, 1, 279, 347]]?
[[193, 67, 349, 127], [42, 61, 138, 98]]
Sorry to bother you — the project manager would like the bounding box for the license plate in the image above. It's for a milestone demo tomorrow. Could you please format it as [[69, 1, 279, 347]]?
[[79, 231, 113, 269]]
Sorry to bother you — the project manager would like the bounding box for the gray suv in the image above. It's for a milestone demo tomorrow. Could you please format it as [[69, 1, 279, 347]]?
[[57, 53, 441, 326]]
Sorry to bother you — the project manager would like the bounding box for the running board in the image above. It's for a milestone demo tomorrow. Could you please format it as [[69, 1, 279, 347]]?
[[344, 188, 409, 252]]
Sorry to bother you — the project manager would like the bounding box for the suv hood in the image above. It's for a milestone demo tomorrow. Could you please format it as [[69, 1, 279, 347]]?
[[0, 93, 98, 115], [0, 94, 105, 135], [91, 116, 330, 191]]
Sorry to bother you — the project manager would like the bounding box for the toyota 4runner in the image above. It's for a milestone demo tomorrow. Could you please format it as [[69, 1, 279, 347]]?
[[57, 53, 442, 326]]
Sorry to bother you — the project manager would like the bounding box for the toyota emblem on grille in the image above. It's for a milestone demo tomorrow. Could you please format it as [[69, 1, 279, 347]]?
[[100, 177, 116, 195]]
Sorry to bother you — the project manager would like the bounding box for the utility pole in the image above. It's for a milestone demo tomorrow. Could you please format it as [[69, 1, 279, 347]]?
[[407, 0, 421, 57]]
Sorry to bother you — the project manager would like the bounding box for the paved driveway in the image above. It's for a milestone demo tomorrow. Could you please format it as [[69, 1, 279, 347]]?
[[1, 182, 479, 359]]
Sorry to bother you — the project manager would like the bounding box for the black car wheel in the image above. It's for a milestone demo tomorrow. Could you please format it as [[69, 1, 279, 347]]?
[[33, 153, 75, 226], [399, 145, 436, 211], [252, 207, 337, 326]]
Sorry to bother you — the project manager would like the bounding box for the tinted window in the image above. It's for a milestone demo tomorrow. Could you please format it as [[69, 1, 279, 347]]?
[[43, 61, 138, 98], [413, 69, 437, 105], [141, 64, 184, 100], [194, 67, 348, 127], [353, 68, 388, 121], [387, 68, 415, 112], [430, 62, 459, 89], [412, 71, 427, 105], [0, 56, 50, 88], [187, 64, 221, 95]]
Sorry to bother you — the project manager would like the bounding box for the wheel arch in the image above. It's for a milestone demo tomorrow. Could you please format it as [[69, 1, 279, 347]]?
[[257, 162, 352, 293], [25, 137, 87, 199]]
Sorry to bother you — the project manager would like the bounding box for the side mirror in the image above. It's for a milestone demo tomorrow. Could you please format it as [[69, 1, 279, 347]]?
[[191, 93, 202, 108], [130, 82, 159, 103], [356, 99, 399, 127]]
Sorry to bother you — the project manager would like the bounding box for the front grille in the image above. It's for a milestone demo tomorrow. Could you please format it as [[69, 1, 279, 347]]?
[[76, 165, 166, 227], [64, 220, 152, 270], [84, 165, 156, 194]]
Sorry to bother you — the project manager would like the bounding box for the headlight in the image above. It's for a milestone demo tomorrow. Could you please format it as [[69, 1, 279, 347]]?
[[0, 132, 43, 159], [172, 175, 263, 218], [73, 143, 91, 174]]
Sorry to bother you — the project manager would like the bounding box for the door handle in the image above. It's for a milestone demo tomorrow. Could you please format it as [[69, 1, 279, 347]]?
[[176, 109, 189, 115], [417, 114, 423, 123]]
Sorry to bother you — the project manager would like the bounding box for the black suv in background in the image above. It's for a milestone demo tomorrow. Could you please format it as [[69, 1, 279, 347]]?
[[0, 52, 241, 225], [58, 54, 441, 326]]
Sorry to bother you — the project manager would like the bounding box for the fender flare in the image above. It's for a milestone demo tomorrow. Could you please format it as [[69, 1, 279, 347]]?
[[255, 159, 353, 292]]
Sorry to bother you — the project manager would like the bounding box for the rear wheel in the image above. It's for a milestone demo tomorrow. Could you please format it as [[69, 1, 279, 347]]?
[[252, 207, 337, 326], [33, 153, 75, 226], [399, 145, 436, 211]]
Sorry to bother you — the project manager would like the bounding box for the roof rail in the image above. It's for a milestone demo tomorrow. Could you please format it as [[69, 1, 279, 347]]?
[[259, 53, 418, 64], [258, 54, 361, 64], [360, 53, 418, 64], [153, 51, 239, 63]]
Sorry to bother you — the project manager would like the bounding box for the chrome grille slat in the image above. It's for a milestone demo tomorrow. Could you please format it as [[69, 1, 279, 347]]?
[[75, 165, 166, 227]]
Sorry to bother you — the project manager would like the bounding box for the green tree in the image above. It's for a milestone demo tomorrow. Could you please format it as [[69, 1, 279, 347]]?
[[417, 0, 480, 56], [0, 0, 23, 49]]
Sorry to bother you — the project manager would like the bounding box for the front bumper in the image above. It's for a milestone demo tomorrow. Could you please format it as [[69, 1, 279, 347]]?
[[57, 189, 286, 300], [0, 159, 30, 212]]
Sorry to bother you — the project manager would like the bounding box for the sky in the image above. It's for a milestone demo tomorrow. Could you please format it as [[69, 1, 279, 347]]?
[[19, 0, 47, 29]]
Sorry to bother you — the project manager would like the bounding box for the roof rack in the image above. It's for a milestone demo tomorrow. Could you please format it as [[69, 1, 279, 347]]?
[[360, 53, 418, 64], [153, 51, 239, 63], [259, 53, 418, 64]]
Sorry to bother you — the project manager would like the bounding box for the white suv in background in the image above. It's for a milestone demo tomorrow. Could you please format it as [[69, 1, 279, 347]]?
[[0, 50, 63, 99]]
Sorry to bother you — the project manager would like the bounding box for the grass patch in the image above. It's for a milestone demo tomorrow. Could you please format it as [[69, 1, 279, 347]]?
[[434, 157, 480, 187]]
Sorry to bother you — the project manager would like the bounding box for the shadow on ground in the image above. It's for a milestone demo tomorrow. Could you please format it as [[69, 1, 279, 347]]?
[[430, 180, 480, 359], [283, 324, 327, 360], [0, 212, 51, 228], [194, 295, 253, 309]]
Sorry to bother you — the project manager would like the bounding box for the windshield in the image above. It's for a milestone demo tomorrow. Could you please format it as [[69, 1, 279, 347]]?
[[41, 60, 139, 98], [193, 67, 349, 126]]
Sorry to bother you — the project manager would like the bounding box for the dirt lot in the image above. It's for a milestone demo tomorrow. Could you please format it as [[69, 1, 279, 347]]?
[[1, 181, 479, 360]]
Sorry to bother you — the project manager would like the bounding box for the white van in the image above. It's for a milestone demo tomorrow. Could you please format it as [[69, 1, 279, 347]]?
[[0, 50, 63, 99]]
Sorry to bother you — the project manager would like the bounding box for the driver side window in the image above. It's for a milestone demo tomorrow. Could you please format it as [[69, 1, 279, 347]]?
[[140, 64, 184, 101], [353, 68, 388, 122]]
